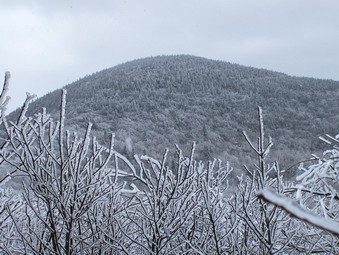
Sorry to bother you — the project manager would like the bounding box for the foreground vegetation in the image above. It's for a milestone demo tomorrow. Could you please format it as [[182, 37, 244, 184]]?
[[1, 72, 338, 254]]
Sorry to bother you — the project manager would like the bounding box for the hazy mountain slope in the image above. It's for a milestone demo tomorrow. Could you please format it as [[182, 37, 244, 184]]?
[[13, 55, 339, 173]]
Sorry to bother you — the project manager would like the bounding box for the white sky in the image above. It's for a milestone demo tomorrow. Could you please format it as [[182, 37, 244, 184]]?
[[1, 0, 338, 112]]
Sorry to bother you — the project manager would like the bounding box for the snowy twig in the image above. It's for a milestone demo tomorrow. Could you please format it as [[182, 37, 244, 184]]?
[[257, 188, 339, 235]]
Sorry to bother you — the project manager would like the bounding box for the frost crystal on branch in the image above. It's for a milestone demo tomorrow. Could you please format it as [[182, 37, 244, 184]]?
[[258, 188, 339, 235]]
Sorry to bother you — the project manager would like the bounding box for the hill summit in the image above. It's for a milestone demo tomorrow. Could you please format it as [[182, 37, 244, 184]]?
[[14, 55, 339, 170]]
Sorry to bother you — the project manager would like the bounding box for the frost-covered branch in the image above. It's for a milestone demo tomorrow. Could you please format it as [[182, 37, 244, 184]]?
[[0, 72, 11, 119], [258, 188, 339, 235], [0, 89, 123, 254]]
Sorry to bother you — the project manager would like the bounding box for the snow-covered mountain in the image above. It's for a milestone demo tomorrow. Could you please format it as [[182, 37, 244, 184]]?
[[10, 55, 338, 173]]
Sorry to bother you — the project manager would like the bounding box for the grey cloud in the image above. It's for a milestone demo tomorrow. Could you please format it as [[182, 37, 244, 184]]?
[[0, 0, 338, 112]]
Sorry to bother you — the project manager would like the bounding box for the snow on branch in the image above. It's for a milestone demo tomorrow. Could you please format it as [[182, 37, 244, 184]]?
[[257, 188, 339, 236], [0, 72, 11, 117]]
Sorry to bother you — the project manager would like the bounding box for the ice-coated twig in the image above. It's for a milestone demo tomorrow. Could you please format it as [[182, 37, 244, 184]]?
[[0, 72, 11, 114], [59, 89, 67, 165], [242, 131, 259, 155], [16, 92, 36, 125], [258, 188, 339, 235]]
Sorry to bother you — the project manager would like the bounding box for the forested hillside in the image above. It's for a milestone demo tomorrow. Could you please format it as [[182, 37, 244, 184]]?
[[11, 55, 338, 172], [1, 67, 338, 254]]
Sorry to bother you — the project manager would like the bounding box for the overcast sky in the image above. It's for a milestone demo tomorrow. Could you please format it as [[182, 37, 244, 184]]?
[[1, 0, 338, 112]]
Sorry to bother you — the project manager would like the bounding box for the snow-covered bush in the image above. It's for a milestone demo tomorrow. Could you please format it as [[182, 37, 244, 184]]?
[[258, 135, 339, 253], [0, 88, 122, 254], [295, 135, 339, 220], [0, 72, 338, 254]]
